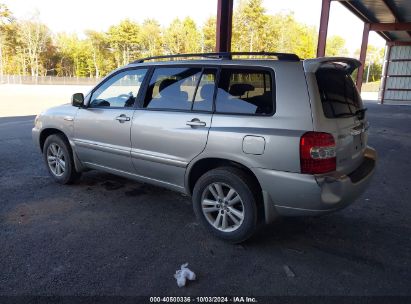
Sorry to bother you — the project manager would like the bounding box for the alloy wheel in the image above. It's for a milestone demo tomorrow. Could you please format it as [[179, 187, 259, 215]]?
[[201, 182, 245, 232], [47, 143, 66, 177]]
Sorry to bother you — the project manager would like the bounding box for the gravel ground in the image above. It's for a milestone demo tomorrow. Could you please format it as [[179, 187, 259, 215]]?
[[0, 102, 410, 298]]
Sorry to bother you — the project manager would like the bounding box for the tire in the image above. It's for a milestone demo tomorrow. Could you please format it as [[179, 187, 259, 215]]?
[[192, 167, 260, 243], [43, 134, 81, 184]]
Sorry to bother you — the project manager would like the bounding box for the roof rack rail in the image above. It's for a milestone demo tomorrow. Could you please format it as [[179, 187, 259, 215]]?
[[131, 52, 300, 64]]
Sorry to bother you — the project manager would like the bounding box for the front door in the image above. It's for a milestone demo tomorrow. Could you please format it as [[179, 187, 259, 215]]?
[[74, 68, 148, 173], [130, 66, 217, 188]]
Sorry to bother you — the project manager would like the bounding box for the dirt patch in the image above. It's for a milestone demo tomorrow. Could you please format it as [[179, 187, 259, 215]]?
[[101, 180, 125, 191], [125, 187, 147, 197], [5, 198, 75, 225]]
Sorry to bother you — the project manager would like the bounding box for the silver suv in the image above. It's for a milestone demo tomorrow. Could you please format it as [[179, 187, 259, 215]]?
[[33, 52, 377, 242]]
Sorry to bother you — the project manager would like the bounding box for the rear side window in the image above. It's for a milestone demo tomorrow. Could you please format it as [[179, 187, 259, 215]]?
[[316, 68, 363, 118], [143, 67, 217, 112], [144, 67, 202, 110], [215, 68, 274, 115]]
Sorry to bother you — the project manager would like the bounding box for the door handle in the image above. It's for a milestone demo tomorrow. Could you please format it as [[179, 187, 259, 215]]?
[[186, 118, 206, 127], [115, 114, 130, 123]]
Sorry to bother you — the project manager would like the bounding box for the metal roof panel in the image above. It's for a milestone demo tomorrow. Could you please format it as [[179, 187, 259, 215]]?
[[338, 0, 411, 42]]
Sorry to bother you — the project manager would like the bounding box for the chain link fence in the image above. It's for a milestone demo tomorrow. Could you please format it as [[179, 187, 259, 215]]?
[[0, 75, 102, 85]]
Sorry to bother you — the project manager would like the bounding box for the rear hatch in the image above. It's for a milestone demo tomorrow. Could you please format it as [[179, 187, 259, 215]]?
[[303, 58, 368, 175]]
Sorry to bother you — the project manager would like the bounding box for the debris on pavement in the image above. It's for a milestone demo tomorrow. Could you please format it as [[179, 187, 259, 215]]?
[[285, 247, 304, 254], [174, 263, 196, 287], [185, 222, 199, 229], [236, 244, 246, 250], [283, 265, 296, 278]]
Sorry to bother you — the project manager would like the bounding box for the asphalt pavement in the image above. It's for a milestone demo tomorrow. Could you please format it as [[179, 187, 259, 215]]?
[[0, 102, 410, 298]]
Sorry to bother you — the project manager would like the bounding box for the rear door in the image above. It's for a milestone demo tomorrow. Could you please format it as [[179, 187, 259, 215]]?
[[130, 66, 217, 188], [305, 59, 368, 175]]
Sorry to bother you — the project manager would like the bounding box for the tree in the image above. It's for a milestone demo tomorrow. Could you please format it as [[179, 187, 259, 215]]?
[[56, 33, 90, 77], [292, 23, 317, 59], [231, 3, 318, 59], [18, 16, 51, 76], [232, 0, 267, 52], [359, 45, 385, 82], [85, 30, 113, 77], [164, 18, 185, 54], [0, 4, 11, 24], [1, 1, 356, 78], [326, 35, 348, 57], [39, 37, 58, 76], [0, 3, 13, 77], [182, 17, 201, 53], [140, 19, 162, 57], [202, 17, 216, 52], [164, 17, 201, 54], [107, 19, 140, 67]]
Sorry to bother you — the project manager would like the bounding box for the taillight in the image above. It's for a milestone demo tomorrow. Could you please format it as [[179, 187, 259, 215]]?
[[300, 132, 336, 174]]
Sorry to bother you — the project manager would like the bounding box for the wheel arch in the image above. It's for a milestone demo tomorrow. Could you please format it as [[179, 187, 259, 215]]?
[[186, 157, 266, 225], [186, 157, 262, 196], [39, 128, 69, 152], [39, 128, 85, 172]]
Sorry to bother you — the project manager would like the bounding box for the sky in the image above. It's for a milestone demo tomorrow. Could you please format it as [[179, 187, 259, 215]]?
[[2, 0, 386, 56]]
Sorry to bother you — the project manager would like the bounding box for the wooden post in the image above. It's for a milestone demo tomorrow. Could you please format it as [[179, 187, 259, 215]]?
[[380, 44, 392, 104], [356, 23, 370, 91], [316, 0, 331, 57], [216, 0, 233, 52]]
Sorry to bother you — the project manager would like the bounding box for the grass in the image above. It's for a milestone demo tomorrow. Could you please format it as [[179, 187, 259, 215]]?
[[361, 80, 381, 92]]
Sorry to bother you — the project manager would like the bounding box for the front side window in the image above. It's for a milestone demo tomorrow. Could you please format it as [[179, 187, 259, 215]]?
[[89, 69, 147, 108], [215, 68, 274, 115]]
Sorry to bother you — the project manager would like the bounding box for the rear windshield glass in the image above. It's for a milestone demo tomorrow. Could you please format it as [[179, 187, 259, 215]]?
[[316, 68, 363, 118]]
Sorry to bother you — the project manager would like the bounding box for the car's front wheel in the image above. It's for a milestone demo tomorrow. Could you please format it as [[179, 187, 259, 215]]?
[[43, 134, 81, 184], [192, 167, 260, 243]]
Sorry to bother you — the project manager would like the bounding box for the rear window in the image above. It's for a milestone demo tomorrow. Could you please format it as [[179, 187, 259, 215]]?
[[316, 68, 363, 118]]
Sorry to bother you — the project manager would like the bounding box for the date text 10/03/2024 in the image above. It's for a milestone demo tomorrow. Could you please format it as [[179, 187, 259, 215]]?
[[149, 297, 258, 303]]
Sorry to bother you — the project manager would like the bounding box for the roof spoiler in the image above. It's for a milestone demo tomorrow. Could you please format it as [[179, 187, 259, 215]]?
[[303, 57, 361, 74]]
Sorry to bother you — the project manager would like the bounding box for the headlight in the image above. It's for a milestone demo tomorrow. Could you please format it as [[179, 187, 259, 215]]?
[[34, 115, 42, 129]]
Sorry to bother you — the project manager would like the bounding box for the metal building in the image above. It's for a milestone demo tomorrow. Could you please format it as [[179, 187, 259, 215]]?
[[215, 0, 411, 104], [380, 44, 411, 104], [313, 0, 411, 104]]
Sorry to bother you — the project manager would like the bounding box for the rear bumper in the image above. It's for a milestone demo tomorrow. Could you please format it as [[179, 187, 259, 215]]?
[[254, 146, 377, 221]]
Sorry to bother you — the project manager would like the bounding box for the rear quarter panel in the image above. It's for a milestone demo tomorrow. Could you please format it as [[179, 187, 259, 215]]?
[[198, 61, 313, 172]]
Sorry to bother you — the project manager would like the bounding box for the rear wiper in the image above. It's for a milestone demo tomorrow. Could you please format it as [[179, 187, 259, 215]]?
[[334, 112, 355, 118], [334, 108, 367, 118]]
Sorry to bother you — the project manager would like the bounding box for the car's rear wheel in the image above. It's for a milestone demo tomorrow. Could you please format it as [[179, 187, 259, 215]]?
[[43, 134, 81, 184], [192, 167, 259, 243]]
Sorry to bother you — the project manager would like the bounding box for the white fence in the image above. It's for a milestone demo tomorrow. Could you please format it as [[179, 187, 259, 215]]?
[[0, 75, 101, 85]]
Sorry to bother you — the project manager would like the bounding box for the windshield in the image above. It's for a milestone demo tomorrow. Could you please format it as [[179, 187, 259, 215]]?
[[316, 68, 363, 119]]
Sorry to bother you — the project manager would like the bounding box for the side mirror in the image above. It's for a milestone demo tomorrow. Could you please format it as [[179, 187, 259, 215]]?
[[71, 93, 84, 107]]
